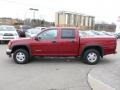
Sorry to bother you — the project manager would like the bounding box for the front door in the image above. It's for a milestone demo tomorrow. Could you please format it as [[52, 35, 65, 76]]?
[[31, 29, 58, 56]]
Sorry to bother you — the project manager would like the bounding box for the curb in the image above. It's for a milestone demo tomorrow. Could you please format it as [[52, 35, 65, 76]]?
[[88, 74, 115, 90]]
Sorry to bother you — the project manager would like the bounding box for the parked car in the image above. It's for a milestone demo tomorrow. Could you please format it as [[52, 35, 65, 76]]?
[[101, 31, 112, 35], [35, 27, 46, 30], [6, 27, 117, 65], [115, 32, 120, 39], [0, 25, 19, 42], [89, 30, 106, 36], [17, 25, 31, 37], [79, 31, 97, 37], [102, 31, 118, 38], [87, 30, 117, 39], [25, 28, 42, 37]]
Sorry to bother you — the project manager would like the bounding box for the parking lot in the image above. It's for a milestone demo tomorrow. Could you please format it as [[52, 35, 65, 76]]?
[[0, 40, 120, 90]]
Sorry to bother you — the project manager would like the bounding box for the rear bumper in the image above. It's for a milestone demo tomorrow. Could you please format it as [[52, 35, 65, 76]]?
[[6, 49, 12, 57]]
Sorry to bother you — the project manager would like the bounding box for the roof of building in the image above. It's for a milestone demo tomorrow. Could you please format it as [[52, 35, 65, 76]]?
[[56, 11, 94, 17]]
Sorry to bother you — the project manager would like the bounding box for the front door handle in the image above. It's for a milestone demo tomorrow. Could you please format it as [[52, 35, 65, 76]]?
[[52, 41, 57, 44]]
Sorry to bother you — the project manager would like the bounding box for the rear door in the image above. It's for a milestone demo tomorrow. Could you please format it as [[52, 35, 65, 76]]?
[[58, 28, 79, 56]]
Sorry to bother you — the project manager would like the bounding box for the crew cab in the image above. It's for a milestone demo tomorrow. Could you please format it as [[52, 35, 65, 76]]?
[[6, 27, 117, 65]]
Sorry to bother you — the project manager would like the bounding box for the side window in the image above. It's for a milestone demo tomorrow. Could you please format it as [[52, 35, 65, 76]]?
[[61, 29, 75, 39], [38, 29, 57, 40]]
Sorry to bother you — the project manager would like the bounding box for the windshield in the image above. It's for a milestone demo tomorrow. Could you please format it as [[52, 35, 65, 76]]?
[[0, 26, 16, 31]]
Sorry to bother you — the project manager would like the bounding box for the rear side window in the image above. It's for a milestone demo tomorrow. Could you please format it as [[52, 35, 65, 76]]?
[[61, 29, 75, 39]]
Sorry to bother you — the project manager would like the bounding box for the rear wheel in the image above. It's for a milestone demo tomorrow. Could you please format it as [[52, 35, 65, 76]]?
[[13, 49, 30, 64], [83, 49, 100, 65]]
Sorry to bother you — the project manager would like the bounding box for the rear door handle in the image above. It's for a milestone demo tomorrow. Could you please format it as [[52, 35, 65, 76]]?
[[71, 40, 75, 43]]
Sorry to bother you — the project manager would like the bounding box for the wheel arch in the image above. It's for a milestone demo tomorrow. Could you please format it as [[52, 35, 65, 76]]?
[[82, 45, 104, 58], [11, 45, 32, 57]]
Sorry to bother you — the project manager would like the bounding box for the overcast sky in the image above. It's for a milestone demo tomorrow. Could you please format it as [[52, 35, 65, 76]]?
[[0, 0, 120, 23]]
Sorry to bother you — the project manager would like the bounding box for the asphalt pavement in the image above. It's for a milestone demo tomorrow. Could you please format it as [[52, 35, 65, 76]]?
[[88, 39, 120, 90], [0, 40, 119, 90]]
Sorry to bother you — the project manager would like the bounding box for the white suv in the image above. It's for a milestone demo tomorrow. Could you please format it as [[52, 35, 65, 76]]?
[[25, 28, 42, 37], [0, 25, 19, 41]]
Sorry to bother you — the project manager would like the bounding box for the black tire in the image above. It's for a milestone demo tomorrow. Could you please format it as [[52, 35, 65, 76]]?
[[83, 49, 100, 65], [13, 49, 30, 64], [0, 40, 3, 44]]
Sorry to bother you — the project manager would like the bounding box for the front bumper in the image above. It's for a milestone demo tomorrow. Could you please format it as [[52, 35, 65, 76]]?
[[0, 36, 19, 41], [6, 49, 12, 57]]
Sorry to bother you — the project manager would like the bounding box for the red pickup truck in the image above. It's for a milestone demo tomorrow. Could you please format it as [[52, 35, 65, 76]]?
[[6, 27, 117, 65]]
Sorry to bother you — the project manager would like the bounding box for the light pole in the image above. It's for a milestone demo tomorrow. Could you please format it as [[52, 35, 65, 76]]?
[[29, 8, 39, 27], [29, 8, 39, 20]]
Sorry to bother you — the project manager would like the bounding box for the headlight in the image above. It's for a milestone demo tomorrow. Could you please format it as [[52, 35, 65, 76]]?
[[0, 33, 3, 36], [14, 33, 18, 36]]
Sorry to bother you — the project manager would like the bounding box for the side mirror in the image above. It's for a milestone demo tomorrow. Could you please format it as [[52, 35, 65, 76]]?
[[35, 36, 38, 41]]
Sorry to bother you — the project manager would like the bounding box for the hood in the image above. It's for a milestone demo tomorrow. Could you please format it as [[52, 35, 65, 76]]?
[[11, 37, 31, 41], [10, 37, 33, 45]]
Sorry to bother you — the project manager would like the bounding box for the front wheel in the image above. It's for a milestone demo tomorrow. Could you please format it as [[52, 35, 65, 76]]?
[[83, 49, 100, 65], [13, 49, 30, 64]]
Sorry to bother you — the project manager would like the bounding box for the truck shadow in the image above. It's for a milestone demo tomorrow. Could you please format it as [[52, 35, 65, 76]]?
[[30, 56, 113, 65], [99, 58, 113, 65], [30, 57, 81, 63]]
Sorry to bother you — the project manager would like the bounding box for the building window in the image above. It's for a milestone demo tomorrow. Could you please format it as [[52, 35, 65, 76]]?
[[74, 15, 76, 25], [91, 17, 94, 27], [65, 14, 68, 24], [83, 16, 86, 26], [79, 15, 81, 25], [85, 17, 88, 26], [70, 14, 74, 25], [89, 17, 92, 26], [81, 16, 84, 26]]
